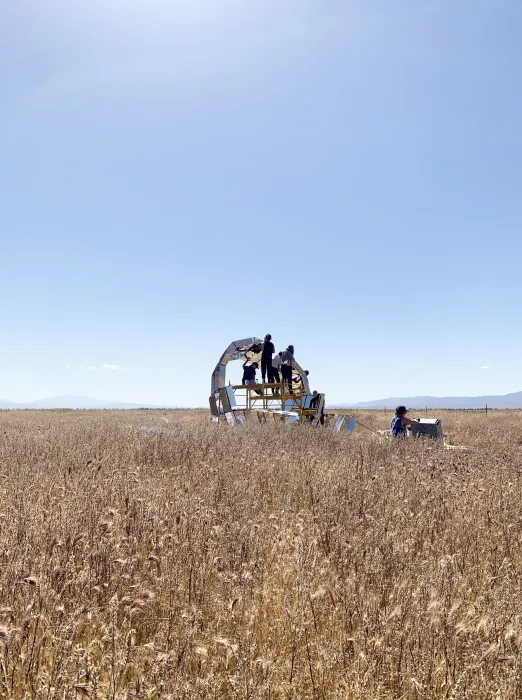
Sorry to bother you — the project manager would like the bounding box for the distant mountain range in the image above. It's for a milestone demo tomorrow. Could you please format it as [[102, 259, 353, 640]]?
[[0, 395, 178, 410], [334, 391, 522, 410], [3, 392, 522, 411]]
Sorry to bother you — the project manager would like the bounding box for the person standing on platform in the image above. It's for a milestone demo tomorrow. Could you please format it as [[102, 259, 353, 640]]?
[[281, 345, 295, 394], [261, 334, 275, 384], [271, 351, 282, 394]]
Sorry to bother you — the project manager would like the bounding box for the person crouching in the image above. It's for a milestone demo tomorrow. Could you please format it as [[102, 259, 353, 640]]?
[[391, 405, 420, 438], [242, 360, 259, 386]]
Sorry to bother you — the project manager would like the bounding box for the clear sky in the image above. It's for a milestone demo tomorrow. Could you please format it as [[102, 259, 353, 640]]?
[[1, 0, 521, 406]]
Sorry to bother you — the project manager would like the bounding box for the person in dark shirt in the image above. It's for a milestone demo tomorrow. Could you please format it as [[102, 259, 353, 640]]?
[[260, 334, 275, 384], [309, 390, 320, 409], [281, 345, 294, 394], [242, 361, 259, 385]]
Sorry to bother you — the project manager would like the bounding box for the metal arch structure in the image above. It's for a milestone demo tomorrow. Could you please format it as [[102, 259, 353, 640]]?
[[211, 336, 311, 395], [211, 337, 261, 394]]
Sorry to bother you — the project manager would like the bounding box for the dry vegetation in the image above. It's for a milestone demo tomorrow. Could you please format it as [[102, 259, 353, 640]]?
[[1, 408, 522, 699]]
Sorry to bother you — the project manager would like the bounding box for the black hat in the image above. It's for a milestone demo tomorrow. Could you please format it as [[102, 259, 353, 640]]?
[[396, 405, 408, 415]]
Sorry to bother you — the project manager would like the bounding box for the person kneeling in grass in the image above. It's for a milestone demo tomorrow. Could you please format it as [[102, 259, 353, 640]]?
[[391, 405, 420, 438]]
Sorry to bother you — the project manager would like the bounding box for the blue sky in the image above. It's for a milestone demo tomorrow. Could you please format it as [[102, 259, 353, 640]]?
[[1, 0, 521, 406]]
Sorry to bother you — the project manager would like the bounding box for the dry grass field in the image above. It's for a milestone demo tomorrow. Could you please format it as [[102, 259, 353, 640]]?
[[1, 408, 522, 699]]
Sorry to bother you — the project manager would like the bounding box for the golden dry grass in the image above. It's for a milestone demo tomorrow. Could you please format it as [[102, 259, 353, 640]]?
[[1, 408, 522, 698]]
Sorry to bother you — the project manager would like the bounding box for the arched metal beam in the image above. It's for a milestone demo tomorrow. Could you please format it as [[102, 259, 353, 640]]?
[[211, 337, 262, 394]]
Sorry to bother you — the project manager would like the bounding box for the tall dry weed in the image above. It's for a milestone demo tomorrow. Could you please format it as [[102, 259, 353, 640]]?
[[1, 408, 522, 698]]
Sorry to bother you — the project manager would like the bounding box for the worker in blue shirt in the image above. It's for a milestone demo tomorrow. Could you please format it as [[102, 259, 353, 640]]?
[[391, 406, 420, 438]]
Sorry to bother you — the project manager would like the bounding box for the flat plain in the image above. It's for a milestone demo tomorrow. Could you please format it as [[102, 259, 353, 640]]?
[[1, 408, 522, 699]]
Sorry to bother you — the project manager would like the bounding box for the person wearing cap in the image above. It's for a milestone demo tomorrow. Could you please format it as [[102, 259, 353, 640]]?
[[280, 345, 295, 394], [391, 406, 420, 438]]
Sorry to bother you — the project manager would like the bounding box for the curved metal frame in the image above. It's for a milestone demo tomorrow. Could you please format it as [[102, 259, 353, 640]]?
[[211, 337, 262, 395]]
